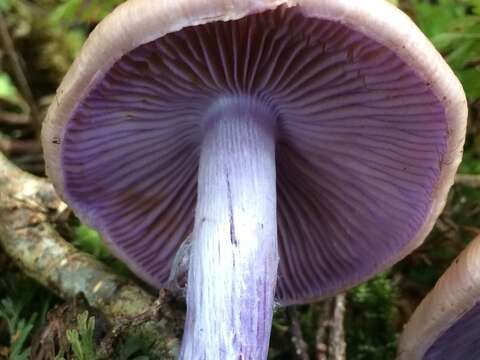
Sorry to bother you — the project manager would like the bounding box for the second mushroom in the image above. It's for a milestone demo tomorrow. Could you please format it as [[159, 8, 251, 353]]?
[[42, 0, 467, 359]]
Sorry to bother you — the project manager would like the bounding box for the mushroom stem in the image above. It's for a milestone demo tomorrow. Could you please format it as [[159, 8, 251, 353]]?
[[180, 97, 279, 359]]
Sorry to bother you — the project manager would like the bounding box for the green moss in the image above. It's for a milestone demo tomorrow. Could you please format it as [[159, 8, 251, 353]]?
[[346, 273, 399, 360]]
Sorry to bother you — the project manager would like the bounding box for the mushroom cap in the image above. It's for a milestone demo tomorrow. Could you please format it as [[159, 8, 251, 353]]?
[[398, 235, 480, 359], [42, 0, 467, 304]]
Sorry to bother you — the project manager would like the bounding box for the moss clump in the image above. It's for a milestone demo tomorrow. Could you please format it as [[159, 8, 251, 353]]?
[[346, 273, 399, 360]]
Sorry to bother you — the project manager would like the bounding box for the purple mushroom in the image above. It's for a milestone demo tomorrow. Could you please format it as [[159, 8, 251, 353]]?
[[398, 235, 480, 360], [42, 0, 466, 358]]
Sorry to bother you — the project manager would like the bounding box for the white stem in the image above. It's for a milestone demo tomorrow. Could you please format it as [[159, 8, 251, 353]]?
[[179, 97, 279, 360]]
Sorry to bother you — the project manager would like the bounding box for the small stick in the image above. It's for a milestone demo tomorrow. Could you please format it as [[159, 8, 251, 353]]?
[[315, 299, 333, 360], [315, 295, 346, 360], [0, 111, 30, 126], [0, 134, 41, 155], [287, 306, 310, 360], [455, 174, 480, 188], [0, 12, 41, 134], [328, 294, 346, 360]]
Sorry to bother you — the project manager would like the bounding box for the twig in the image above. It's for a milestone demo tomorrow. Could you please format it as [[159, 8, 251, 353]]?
[[0, 151, 182, 359], [0, 111, 30, 126], [328, 294, 346, 360], [287, 307, 310, 360], [0, 12, 41, 134], [316, 299, 333, 360], [455, 174, 480, 188], [0, 133, 41, 155], [315, 295, 346, 360]]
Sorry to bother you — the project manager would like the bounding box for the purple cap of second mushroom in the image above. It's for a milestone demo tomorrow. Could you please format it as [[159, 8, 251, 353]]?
[[398, 235, 480, 360], [424, 304, 480, 359], [42, 1, 466, 359]]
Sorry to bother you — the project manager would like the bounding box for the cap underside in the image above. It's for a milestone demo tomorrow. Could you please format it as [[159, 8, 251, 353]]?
[[61, 6, 447, 303]]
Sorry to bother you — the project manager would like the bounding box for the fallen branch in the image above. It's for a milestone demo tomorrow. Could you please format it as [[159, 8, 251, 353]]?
[[0, 152, 182, 358]]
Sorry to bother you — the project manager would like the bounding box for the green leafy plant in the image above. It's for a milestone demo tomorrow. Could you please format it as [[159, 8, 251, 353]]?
[[49, 0, 124, 25], [0, 0, 10, 10], [0, 73, 21, 105], [65, 312, 97, 360], [0, 298, 37, 360], [115, 335, 152, 360], [56, 311, 152, 360], [411, 0, 480, 100], [0, 272, 54, 359]]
